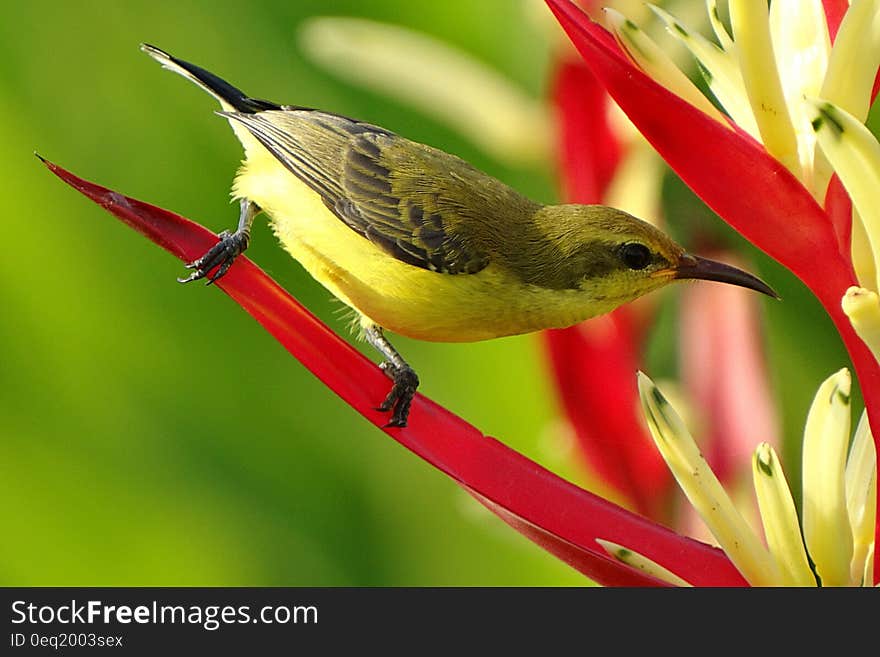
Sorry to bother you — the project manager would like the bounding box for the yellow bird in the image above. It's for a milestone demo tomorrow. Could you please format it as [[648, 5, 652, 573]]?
[[141, 44, 775, 427]]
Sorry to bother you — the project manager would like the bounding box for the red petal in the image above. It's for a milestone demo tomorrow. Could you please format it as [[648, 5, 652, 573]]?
[[544, 318, 672, 519], [468, 489, 672, 587], [43, 158, 748, 586], [552, 57, 622, 204], [824, 174, 852, 259], [823, 0, 849, 41]]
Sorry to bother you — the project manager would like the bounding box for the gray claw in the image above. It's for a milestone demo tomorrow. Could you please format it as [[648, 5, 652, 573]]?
[[178, 229, 249, 285]]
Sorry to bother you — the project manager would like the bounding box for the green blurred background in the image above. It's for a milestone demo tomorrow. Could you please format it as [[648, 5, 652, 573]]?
[[0, 0, 854, 585]]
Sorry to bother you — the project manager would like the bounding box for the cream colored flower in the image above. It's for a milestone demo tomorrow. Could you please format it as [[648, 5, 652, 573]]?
[[605, 0, 880, 424], [599, 370, 877, 586]]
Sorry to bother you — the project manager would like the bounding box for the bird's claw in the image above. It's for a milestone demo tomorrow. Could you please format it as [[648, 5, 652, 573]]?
[[178, 229, 249, 285], [376, 363, 419, 427]]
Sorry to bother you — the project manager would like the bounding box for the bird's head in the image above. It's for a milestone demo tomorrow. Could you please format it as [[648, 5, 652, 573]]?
[[529, 205, 776, 310]]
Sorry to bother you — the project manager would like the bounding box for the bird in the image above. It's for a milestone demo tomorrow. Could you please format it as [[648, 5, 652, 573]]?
[[140, 44, 776, 428]]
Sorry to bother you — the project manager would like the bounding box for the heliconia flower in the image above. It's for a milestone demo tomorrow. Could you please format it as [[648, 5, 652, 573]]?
[[626, 370, 876, 587], [43, 157, 756, 587], [545, 0, 880, 577]]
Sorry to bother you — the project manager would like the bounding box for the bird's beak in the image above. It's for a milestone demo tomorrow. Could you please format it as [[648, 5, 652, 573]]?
[[670, 254, 779, 298]]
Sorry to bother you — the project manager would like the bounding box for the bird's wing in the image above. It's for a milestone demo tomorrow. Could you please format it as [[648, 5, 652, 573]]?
[[222, 110, 492, 275]]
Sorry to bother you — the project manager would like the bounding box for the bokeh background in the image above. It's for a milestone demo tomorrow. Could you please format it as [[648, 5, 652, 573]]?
[[0, 0, 855, 585]]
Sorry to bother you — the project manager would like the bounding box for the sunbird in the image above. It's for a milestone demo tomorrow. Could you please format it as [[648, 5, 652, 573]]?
[[141, 44, 776, 427]]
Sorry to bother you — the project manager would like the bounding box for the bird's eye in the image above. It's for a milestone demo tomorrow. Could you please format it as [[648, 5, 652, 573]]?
[[619, 242, 652, 270]]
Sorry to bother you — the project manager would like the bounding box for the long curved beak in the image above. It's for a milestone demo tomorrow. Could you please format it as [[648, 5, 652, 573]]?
[[673, 254, 779, 298]]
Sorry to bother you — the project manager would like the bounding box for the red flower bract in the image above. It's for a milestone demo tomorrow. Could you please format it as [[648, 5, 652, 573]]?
[[552, 58, 622, 206], [41, 156, 746, 586], [544, 0, 880, 580], [544, 0, 880, 429]]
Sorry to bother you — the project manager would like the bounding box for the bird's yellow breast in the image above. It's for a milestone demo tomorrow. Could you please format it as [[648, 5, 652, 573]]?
[[232, 149, 605, 342]]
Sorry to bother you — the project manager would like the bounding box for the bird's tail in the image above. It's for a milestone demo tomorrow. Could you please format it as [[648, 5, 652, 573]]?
[[140, 44, 280, 114]]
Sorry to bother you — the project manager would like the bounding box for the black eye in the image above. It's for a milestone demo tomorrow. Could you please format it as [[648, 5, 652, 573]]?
[[620, 242, 652, 270]]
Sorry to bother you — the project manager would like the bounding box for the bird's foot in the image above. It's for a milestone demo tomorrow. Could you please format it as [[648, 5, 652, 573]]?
[[377, 362, 419, 428], [178, 229, 250, 285]]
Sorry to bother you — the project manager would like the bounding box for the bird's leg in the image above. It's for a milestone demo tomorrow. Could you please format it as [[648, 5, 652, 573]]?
[[364, 324, 419, 428], [179, 198, 260, 285]]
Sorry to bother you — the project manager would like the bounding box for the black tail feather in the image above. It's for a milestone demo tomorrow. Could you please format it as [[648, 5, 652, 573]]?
[[141, 43, 280, 114]]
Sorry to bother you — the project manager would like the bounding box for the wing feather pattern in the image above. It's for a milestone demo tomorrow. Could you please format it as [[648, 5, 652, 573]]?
[[223, 110, 492, 275]]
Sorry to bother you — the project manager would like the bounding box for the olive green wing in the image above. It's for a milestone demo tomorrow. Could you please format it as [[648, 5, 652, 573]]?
[[222, 110, 491, 275], [335, 132, 493, 274]]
